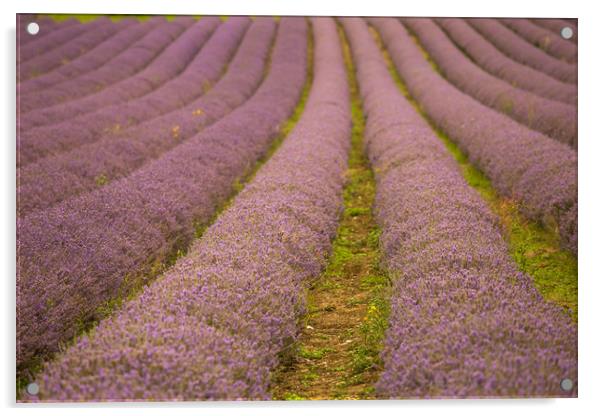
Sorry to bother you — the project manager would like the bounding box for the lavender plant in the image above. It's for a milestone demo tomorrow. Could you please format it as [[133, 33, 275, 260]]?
[[17, 16, 307, 376], [19, 17, 204, 121], [435, 18, 576, 105], [467, 18, 576, 84], [18, 17, 274, 216], [18, 20, 158, 94], [402, 18, 576, 147], [370, 17, 577, 255], [499, 18, 577, 63], [531, 18, 577, 44], [342, 16, 577, 398], [18, 18, 92, 63], [18, 15, 68, 47], [34, 16, 350, 401], [19, 17, 128, 82], [17, 17, 248, 168], [19, 20, 190, 125]]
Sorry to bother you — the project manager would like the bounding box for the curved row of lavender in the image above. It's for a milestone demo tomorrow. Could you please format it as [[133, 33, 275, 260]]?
[[18, 18, 92, 63], [18, 20, 158, 94], [467, 19, 576, 84], [19, 18, 129, 82], [500, 18, 577, 63], [436, 18, 576, 105], [18, 17, 274, 217], [18, 17, 193, 120], [17, 16, 307, 376], [402, 18, 576, 148], [532, 18, 577, 44], [370, 17, 577, 254], [342, 17, 577, 398], [17, 15, 70, 47], [34, 17, 349, 401], [18, 17, 246, 169]]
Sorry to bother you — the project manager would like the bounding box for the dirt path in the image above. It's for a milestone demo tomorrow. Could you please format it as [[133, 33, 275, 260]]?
[[270, 25, 390, 401]]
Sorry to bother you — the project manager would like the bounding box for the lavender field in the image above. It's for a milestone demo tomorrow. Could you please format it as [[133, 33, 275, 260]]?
[[16, 14, 578, 401]]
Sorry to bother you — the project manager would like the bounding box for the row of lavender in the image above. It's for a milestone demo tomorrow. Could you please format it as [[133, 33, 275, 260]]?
[[17, 15, 578, 399], [17, 18, 248, 170], [436, 19, 576, 105], [19, 17, 131, 82], [34, 16, 350, 401], [467, 19, 576, 84], [373, 17, 577, 255], [18, 15, 74, 47], [18, 18, 158, 93], [17, 17, 574, 168], [18, 17, 274, 217], [500, 18, 577, 63], [402, 18, 576, 148], [18, 18, 252, 172], [18, 16, 93, 64], [532, 18, 577, 44], [342, 17, 576, 398], [17, 16, 307, 373], [19, 17, 203, 128]]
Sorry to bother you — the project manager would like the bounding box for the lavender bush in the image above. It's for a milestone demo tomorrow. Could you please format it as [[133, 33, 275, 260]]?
[[17, 18, 192, 126], [17, 17, 247, 168], [17, 16, 307, 375], [499, 18, 577, 63], [19, 20, 157, 94], [19, 18, 128, 82], [18, 17, 274, 216], [467, 18, 576, 84], [436, 18, 576, 105], [342, 16, 577, 398], [369, 17, 577, 254], [531, 18, 577, 44], [33, 16, 350, 401], [402, 18, 576, 147], [18, 19, 91, 63], [19, 17, 205, 123], [17, 15, 75, 47]]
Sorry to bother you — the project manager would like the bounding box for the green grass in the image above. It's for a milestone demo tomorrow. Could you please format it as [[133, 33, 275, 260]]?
[[339, 27, 391, 392], [299, 347, 334, 360], [45, 14, 151, 22], [368, 24, 578, 321], [282, 392, 306, 401], [271, 25, 389, 400], [43, 14, 204, 22]]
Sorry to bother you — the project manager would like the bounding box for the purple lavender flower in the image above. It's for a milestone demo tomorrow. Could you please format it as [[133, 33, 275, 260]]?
[[466, 18, 576, 84], [17, 17, 271, 216], [402, 18, 576, 147], [531, 18, 577, 44], [18, 19, 157, 94], [498, 18, 577, 63], [370, 17, 577, 254], [19, 17, 130, 82], [18, 17, 194, 128], [342, 16, 577, 398], [17, 16, 308, 376], [34, 17, 350, 401], [435, 18, 576, 105]]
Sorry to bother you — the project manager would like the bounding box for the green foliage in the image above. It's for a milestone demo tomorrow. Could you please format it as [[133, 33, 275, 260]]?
[[45, 14, 152, 22], [299, 347, 333, 360], [282, 392, 305, 400], [94, 174, 108, 187]]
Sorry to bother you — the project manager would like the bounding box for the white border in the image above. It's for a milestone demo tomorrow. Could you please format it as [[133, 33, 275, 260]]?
[[2, 1, 601, 415]]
